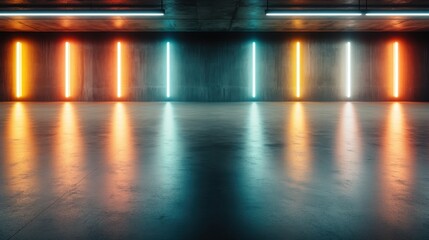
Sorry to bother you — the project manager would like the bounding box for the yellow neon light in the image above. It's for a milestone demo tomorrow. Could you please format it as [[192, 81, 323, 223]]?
[[394, 42, 399, 98], [117, 42, 122, 98], [65, 42, 70, 98], [296, 41, 301, 98], [16, 42, 22, 98]]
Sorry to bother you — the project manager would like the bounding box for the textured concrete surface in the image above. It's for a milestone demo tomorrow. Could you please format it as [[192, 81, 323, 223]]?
[[4, 33, 429, 102], [0, 102, 428, 240]]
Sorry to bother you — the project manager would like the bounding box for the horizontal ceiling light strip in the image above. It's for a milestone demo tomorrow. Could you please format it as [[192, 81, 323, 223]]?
[[265, 10, 362, 16], [365, 11, 429, 16], [0, 10, 164, 17], [266, 10, 429, 17]]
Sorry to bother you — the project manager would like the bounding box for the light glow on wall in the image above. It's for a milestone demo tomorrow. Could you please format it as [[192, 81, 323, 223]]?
[[166, 42, 170, 98], [117, 42, 122, 98], [346, 42, 352, 98], [252, 42, 256, 98], [65, 42, 70, 98], [16, 42, 22, 98], [296, 41, 301, 98], [394, 42, 399, 98]]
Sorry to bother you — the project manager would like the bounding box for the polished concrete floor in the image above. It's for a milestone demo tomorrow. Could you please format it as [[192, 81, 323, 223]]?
[[0, 102, 428, 240]]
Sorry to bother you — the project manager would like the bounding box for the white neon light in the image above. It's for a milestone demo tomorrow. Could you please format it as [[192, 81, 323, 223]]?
[[65, 42, 70, 98], [366, 12, 429, 16], [266, 12, 362, 16], [394, 42, 399, 98], [266, 10, 429, 17], [0, 11, 164, 17], [252, 42, 256, 98], [296, 42, 300, 98], [166, 42, 170, 98], [16, 42, 22, 98], [117, 42, 121, 98], [346, 42, 351, 98]]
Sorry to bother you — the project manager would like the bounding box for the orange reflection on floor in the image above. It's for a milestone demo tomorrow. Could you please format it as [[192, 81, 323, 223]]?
[[335, 102, 362, 194], [286, 102, 312, 183], [379, 102, 415, 227], [5, 103, 38, 196], [104, 103, 136, 214], [54, 103, 85, 192]]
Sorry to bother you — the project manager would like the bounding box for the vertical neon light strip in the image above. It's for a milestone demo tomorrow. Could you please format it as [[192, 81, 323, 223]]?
[[167, 42, 170, 98], [394, 42, 399, 98], [252, 42, 256, 98], [296, 42, 301, 98], [346, 42, 351, 98], [117, 42, 122, 98], [16, 42, 22, 98], [65, 42, 70, 98]]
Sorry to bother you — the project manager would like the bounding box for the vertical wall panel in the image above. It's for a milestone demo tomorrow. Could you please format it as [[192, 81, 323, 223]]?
[[172, 37, 249, 101]]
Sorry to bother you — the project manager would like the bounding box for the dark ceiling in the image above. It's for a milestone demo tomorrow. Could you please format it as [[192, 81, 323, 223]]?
[[1, 0, 429, 31]]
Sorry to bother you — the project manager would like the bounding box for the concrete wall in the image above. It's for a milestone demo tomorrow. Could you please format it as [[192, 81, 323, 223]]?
[[0, 32, 429, 101]]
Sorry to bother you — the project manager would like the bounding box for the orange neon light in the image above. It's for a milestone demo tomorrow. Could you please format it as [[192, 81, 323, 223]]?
[[117, 42, 122, 98], [65, 42, 70, 98], [16, 42, 22, 98], [393, 42, 399, 98], [296, 41, 301, 98]]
